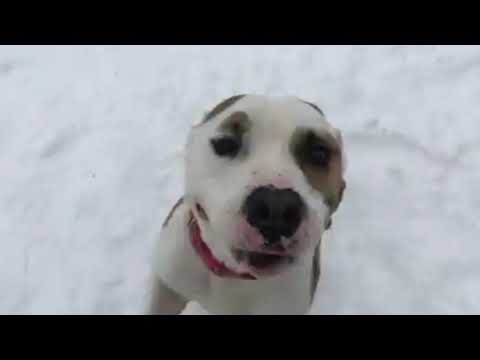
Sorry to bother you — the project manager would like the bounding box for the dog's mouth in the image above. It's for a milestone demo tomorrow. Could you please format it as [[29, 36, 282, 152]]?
[[232, 249, 294, 270]]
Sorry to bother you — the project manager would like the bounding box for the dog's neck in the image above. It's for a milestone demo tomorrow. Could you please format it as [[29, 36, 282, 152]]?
[[187, 212, 256, 280]]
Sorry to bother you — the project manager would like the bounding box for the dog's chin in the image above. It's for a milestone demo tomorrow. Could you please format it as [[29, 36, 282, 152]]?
[[231, 248, 296, 277]]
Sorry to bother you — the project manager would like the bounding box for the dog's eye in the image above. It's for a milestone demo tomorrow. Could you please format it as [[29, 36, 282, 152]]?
[[307, 143, 330, 167], [210, 136, 241, 157]]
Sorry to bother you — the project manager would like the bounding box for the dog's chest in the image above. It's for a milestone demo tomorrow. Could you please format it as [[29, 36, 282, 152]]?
[[200, 266, 312, 315]]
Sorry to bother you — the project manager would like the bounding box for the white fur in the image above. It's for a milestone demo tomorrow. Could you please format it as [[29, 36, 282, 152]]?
[[149, 95, 344, 315]]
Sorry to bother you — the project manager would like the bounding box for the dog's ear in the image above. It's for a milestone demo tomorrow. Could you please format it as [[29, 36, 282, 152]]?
[[195, 95, 246, 126], [299, 99, 325, 117]]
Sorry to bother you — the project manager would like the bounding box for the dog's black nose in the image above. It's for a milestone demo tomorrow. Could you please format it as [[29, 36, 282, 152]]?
[[244, 186, 305, 244]]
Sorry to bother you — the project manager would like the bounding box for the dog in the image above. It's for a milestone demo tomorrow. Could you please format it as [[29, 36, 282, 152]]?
[[148, 94, 346, 315]]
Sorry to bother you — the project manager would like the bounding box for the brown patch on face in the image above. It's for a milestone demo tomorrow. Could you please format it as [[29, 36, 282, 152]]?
[[291, 129, 346, 215], [304, 152, 344, 212], [218, 111, 251, 135], [200, 94, 246, 125], [162, 197, 184, 228]]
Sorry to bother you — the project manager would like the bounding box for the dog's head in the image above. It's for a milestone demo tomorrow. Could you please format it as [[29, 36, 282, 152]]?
[[184, 95, 346, 278]]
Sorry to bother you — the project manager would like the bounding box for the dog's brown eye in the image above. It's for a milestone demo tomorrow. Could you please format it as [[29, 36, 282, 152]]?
[[308, 143, 330, 167], [210, 136, 241, 158]]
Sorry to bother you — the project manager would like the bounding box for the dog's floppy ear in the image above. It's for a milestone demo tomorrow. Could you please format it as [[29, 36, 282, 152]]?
[[299, 99, 325, 117], [195, 94, 246, 126]]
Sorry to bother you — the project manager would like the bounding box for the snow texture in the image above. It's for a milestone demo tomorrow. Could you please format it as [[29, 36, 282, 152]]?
[[1, 45, 479, 314]]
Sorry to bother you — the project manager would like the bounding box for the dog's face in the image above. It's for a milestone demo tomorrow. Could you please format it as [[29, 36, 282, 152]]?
[[184, 95, 346, 278]]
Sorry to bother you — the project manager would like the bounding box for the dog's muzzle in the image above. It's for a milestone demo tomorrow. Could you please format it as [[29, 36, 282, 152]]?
[[243, 186, 306, 245]]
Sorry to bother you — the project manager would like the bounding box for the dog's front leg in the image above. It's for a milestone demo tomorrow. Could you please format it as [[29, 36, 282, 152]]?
[[148, 275, 187, 315]]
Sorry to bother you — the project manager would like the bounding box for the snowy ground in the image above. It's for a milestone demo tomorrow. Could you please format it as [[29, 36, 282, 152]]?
[[1, 45, 479, 315]]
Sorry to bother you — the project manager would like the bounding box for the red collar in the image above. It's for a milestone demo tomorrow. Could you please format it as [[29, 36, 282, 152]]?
[[188, 212, 256, 280]]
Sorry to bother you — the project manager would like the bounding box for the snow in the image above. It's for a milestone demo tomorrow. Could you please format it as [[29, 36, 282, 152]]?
[[1, 45, 479, 314]]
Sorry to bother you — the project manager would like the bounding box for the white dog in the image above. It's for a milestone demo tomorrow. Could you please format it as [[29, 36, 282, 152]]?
[[149, 94, 346, 315]]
